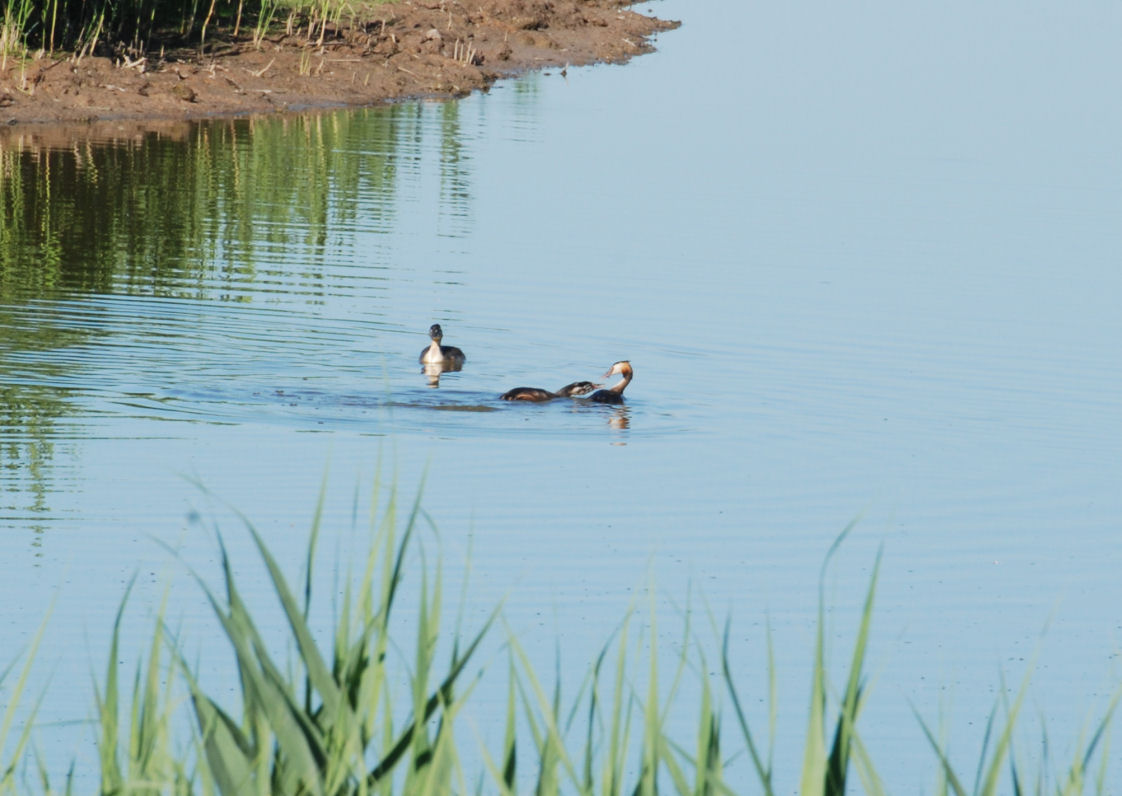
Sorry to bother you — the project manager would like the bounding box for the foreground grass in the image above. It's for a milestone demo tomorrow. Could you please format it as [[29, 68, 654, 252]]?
[[2, 485, 1119, 794]]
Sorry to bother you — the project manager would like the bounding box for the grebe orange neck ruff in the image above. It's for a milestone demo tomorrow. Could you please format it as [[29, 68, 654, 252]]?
[[586, 361, 632, 404]]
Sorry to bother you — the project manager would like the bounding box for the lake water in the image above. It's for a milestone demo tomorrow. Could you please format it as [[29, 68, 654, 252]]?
[[3, 0, 1122, 789]]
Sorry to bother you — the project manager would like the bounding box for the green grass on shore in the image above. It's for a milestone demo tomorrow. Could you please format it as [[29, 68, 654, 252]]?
[[1, 482, 1119, 794], [0, 0, 368, 67]]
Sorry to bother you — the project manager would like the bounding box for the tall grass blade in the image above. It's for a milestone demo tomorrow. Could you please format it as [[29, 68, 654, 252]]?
[[800, 518, 864, 796], [1063, 685, 1122, 792], [367, 603, 499, 783], [976, 666, 1033, 796], [243, 517, 349, 730], [582, 639, 614, 793], [913, 710, 969, 796], [640, 597, 661, 796], [93, 576, 134, 793], [0, 600, 51, 793], [825, 548, 881, 794], [720, 619, 773, 794], [186, 536, 328, 794], [128, 583, 176, 787], [503, 655, 517, 790], [505, 629, 582, 790], [179, 665, 257, 794], [605, 612, 634, 796]]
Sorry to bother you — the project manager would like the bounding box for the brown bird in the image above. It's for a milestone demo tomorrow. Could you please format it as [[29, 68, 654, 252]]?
[[500, 380, 601, 402], [585, 361, 632, 404]]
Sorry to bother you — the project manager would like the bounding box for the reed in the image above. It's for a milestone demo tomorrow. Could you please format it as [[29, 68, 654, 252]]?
[[0, 0, 34, 71], [0, 0, 376, 59], [93, 579, 183, 792], [251, 0, 280, 49], [451, 39, 477, 66], [0, 606, 51, 794], [166, 479, 500, 793], [2, 483, 1120, 793]]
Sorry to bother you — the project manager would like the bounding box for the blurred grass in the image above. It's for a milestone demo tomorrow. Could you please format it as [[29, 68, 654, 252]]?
[[1, 482, 1120, 793]]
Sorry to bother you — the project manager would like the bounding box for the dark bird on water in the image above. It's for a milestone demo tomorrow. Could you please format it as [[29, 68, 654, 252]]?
[[500, 380, 602, 402], [585, 361, 632, 404], [419, 324, 465, 366]]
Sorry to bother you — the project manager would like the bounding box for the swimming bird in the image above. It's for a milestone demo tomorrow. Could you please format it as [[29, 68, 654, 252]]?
[[585, 361, 632, 404], [419, 324, 465, 366], [500, 380, 602, 402]]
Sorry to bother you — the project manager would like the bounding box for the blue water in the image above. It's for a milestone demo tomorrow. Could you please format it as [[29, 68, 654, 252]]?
[[2, 0, 1122, 789]]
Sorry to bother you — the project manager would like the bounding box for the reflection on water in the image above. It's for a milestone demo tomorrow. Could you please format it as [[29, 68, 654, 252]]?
[[0, 382, 67, 549], [0, 95, 656, 544], [0, 105, 491, 543], [437, 102, 473, 239], [422, 360, 463, 388], [0, 105, 477, 305]]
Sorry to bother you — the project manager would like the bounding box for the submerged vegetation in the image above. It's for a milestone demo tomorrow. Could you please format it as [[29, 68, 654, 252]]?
[[1, 484, 1119, 794]]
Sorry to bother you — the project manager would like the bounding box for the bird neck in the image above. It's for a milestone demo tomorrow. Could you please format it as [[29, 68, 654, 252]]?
[[422, 340, 443, 362]]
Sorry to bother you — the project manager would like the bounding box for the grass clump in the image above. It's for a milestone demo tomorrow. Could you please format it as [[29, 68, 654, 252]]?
[[2, 482, 1120, 793], [0, 0, 368, 63], [170, 480, 497, 793]]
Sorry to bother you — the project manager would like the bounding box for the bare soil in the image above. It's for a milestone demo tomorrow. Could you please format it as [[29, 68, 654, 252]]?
[[0, 0, 677, 128]]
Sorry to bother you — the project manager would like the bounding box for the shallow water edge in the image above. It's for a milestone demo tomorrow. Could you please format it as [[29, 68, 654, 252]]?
[[0, 0, 679, 127]]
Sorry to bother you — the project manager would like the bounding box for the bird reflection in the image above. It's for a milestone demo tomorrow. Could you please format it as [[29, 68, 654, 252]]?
[[422, 360, 462, 388], [608, 406, 630, 431]]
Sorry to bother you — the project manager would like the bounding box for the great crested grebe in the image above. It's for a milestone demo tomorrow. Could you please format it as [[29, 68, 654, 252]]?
[[586, 361, 632, 404], [500, 380, 602, 402], [419, 324, 465, 366]]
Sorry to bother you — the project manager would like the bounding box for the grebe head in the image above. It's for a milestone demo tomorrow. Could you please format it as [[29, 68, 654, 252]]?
[[428, 324, 444, 341], [557, 381, 602, 397], [604, 360, 632, 379]]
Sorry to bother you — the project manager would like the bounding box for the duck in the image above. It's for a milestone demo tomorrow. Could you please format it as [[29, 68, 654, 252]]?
[[585, 361, 632, 404], [419, 324, 465, 366], [500, 380, 602, 402]]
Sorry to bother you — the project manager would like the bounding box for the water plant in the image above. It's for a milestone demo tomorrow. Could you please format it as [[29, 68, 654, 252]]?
[[167, 480, 500, 793], [251, 0, 281, 49], [0, 0, 34, 70], [0, 608, 50, 793], [0, 0, 375, 59], [1, 481, 1120, 793]]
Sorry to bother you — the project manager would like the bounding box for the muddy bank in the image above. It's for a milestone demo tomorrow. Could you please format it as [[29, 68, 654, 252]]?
[[0, 0, 677, 127]]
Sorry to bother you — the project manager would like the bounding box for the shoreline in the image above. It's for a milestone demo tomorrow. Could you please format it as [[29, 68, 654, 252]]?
[[0, 0, 678, 128]]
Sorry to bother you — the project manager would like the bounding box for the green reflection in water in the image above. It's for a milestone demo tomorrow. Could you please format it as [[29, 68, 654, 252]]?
[[0, 381, 65, 553], [0, 297, 88, 547], [0, 101, 478, 541], [0, 103, 475, 300], [438, 101, 472, 239]]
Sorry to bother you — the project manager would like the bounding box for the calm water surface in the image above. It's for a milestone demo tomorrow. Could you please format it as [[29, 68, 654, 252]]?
[[3, 0, 1122, 788]]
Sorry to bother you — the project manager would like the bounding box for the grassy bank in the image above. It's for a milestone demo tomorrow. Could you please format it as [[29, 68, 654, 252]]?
[[0, 0, 363, 66], [1, 485, 1119, 793]]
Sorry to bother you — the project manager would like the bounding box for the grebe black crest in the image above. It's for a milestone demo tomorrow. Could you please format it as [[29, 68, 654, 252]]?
[[500, 380, 601, 402], [419, 323, 465, 366], [586, 361, 632, 404]]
